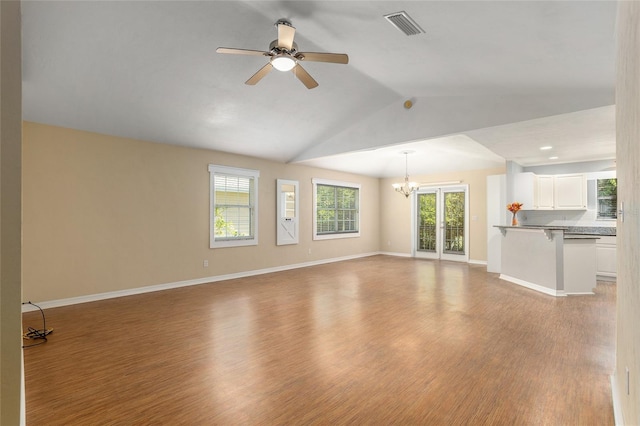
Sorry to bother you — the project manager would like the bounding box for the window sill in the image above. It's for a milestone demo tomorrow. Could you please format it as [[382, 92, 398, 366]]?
[[313, 232, 360, 241]]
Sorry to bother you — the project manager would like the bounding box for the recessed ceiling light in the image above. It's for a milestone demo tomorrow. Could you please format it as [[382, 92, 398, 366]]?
[[549, 156, 559, 160], [540, 146, 553, 151]]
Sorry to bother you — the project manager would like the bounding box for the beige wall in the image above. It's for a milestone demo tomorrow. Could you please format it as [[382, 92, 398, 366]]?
[[615, 2, 640, 423], [23, 122, 503, 303], [22, 122, 381, 302], [0, 1, 22, 424], [379, 167, 505, 261]]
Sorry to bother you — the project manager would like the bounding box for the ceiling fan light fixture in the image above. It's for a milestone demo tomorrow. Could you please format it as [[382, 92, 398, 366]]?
[[271, 54, 296, 71]]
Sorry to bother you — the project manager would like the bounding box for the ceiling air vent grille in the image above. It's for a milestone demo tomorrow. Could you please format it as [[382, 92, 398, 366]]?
[[384, 11, 425, 36]]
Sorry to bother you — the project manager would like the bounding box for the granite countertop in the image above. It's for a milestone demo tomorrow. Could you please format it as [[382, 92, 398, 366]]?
[[494, 225, 616, 236], [565, 226, 616, 236], [563, 234, 600, 240]]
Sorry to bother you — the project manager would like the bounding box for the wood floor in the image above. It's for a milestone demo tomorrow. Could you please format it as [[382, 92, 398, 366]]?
[[23, 255, 616, 425]]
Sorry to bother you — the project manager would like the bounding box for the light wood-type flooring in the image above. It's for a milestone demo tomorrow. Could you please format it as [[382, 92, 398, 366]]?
[[23, 255, 616, 425]]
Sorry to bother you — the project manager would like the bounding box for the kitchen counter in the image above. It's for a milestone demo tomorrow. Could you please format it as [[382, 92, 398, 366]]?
[[505, 224, 616, 236], [566, 226, 616, 236], [563, 234, 601, 240], [494, 225, 597, 296]]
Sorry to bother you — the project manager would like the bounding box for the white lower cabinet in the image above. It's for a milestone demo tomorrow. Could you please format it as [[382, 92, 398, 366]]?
[[596, 236, 617, 280]]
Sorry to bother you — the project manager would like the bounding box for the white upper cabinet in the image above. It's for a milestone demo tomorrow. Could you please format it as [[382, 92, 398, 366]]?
[[514, 172, 587, 210], [513, 172, 535, 209], [535, 175, 555, 210], [554, 174, 587, 209]]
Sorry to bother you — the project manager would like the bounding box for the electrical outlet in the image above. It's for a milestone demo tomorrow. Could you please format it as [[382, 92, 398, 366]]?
[[203, 260, 208, 267], [308, 248, 312, 255]]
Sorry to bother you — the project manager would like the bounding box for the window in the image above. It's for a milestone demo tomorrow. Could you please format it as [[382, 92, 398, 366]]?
[[209, 165, 259, 248], [312, 178, 360, 240], [597, 178, 617, 219]]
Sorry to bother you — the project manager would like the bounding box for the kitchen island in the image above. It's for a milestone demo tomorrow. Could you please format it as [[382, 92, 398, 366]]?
[[495, 225, 598, 296]]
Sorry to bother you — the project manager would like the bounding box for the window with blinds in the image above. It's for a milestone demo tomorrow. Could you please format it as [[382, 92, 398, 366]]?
[[208, 165, 260, 248], [312, 178, 361, 240]]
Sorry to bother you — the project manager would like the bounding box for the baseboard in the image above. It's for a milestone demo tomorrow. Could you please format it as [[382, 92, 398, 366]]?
[[378, 251, 412, 257], [597, 275, 617, 283], [611, 373, 624, 426], [468, 259, 487, 266], [499, 274, 566, 297], [22, 252, 381, 312]]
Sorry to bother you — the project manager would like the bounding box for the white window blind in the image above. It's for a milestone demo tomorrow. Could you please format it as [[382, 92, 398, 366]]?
[[209, 165, 259, 248]]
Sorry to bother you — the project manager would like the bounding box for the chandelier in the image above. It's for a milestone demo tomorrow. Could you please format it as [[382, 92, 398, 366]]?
[[392, 151, 419, 197]]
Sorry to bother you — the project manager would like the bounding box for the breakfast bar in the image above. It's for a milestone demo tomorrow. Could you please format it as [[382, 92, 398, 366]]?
[[495, 225, 598, 296]]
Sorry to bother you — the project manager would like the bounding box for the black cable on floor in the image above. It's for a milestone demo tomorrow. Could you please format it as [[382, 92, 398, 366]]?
[[22, 301, 52, 348]]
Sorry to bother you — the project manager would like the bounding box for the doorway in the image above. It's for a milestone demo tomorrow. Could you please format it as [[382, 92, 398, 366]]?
[[413, 185, 469, 262]]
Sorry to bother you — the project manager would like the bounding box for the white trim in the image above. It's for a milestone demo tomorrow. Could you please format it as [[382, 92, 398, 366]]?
[[412, 184, 469, 262], [597, 274, 617, 282], [611, 373, 624, 426], [21, 252, 380, 312], [209, 164, 260, 249], [378, 251, 412, 257], [313, 232, 360, 241], [20, 352, 25, 426], [312, 178, 361, 240], [312, 178, 361, 188], [499, 274, 567, 297], [468, 259, 487, 266], [208, 164, 260, 177]]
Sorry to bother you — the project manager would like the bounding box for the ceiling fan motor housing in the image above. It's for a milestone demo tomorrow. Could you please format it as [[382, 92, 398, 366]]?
[[269, 40, 298, 53]]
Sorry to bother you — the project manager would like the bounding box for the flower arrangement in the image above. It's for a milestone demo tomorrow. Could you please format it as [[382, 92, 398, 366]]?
[[507, 202, 523, 226], [507, 202, 523, 213]]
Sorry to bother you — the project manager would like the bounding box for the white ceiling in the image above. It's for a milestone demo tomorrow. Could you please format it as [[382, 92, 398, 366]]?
[[21, 1, 617, 178]]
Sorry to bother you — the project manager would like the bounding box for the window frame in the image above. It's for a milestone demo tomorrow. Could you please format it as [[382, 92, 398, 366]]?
[[209, 164, 260, 248], [312, 178, 361, 241]]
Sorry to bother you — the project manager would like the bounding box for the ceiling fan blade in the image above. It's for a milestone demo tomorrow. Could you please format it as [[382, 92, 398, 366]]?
[[292, 64, 318, 89], [216, 47, 268, 56], [296, 52, 349, 64], [245, 63, 273, 85], [277, 23, 296, 50]]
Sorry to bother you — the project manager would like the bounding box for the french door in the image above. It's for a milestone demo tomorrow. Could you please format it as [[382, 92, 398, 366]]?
[[413, 185, 469, 262]]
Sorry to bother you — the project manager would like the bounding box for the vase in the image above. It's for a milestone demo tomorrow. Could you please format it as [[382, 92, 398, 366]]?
[[511, 212, 518, 226]]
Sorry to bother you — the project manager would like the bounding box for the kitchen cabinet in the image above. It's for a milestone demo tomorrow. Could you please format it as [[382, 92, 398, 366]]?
[[513, 172, 538, 210], [535, 175, 554, 209], [554, 174, 587, 209], [596, 235, 616, 280], [513, 172, 586, 210]]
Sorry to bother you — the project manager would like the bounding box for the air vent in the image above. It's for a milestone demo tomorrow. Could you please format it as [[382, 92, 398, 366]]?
[[384, 11, 425, 36]]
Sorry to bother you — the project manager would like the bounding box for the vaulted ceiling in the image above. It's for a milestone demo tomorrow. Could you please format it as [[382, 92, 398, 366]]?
[[21, 1, 617, 177]]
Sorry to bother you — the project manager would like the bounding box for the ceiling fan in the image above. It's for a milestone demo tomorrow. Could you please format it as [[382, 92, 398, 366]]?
[[216, 19, 349, 89]]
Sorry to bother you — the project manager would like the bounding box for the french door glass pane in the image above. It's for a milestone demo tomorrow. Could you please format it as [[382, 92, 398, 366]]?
[[418, 193, 437, 252], [444, 192, 465, 254]]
